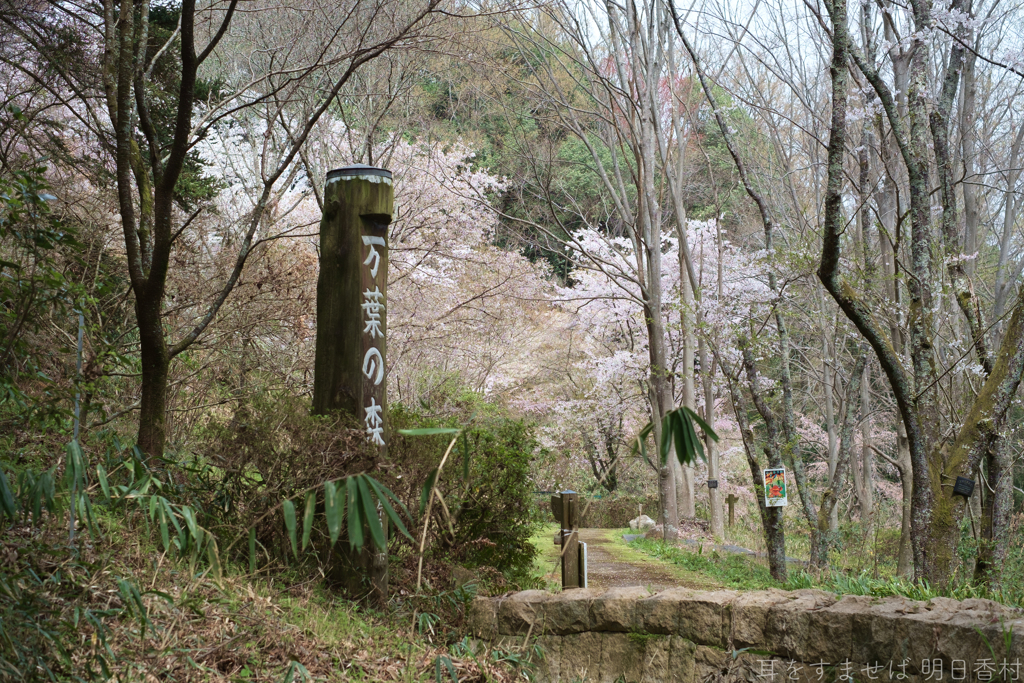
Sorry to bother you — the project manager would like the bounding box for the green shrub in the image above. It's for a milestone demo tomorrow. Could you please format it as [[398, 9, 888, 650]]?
[[389, 404, 541, 588], [455, 419, 539, 582], [194, 391, 375, 567], [197, 391, 542, 590]]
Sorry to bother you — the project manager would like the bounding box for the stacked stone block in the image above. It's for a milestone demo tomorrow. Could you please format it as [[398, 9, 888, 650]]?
[[469, 588, 1024, 682]]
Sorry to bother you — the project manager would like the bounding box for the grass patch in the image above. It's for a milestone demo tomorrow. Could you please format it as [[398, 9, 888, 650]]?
[[627, 631, 666, 646], [1, 496, 531, 682], [787, 568, 1024, 608], [631, 533, 1024, 608], [529, 523, 562, 590], [628, 538, 780, 591]]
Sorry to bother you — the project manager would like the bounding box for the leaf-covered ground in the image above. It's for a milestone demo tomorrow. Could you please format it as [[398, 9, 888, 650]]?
[[1, 513, 534, 682]]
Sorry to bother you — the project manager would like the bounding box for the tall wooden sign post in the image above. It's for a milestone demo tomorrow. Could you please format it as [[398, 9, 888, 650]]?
[[313, 164, 393, 602]]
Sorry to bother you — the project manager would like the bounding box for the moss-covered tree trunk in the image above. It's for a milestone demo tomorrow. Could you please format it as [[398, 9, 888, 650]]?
[[974, 439, 1014, 588], [721, 365, 787, 582], [817, 0, 1024, 586]]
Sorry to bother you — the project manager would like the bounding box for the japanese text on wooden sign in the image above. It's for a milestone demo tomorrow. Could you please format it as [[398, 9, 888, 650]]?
[[361, 233, 386, 447]]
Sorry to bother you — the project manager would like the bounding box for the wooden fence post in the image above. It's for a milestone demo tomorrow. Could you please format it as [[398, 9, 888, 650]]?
[[727, 494, 739, 528]]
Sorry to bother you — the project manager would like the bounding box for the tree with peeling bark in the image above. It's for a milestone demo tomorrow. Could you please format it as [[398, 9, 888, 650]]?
[[818, 0, 1024, 585]]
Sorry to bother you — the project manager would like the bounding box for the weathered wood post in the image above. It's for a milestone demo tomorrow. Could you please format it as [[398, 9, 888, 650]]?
[[550, 491, 585, 589], [727, 493, 739, 528], [313, 164, 393, 602]]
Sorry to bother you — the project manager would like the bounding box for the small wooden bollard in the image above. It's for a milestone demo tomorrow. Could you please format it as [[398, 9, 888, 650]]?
[[727, 494, 739, 528], [550, 490, 584, 589]]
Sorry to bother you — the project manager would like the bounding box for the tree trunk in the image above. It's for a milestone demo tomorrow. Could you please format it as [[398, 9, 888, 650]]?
[[992, 125, 1024, 334], [855, 106, 876, 538], [974, 439, 1014, 589], [918, 300, 1024, 582], [822, 320, 839, 533], [720, 358, 786, 581], [896, 423, 914, 578], [849, 412, 863, 522], [649, 316, 679, 541], [638, 22, 678, 541], [136, 290, 169, 460], [959, 51, 980, 278], [678, 274, 696, 520], [815, 348, 867, 569], [660, 460, 678, 541], [859, 362, 874, 537], [701, 333, 724, 540]]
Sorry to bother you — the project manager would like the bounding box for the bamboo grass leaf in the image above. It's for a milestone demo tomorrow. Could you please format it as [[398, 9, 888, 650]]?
[[686, 415, 706, 461], [160, 499, 182, 535], [373, 477, 410, 518], [366, 476, 412, 541], [684, 406, 719, 442], [96, 465, 111, 501], [283, 499, 298, 559], [301, 491, 316, 552], [324, 481, 341, 546], [158, 508, 170, 551], [29, 476, 42, 524], [67, 440, 86, 489], [632, 422, 655, 469], [40, 470, 55, 512], [192, 526, 205, 563], [677, 413, 702, 464], [206, 536, 222, 580], [181, 505, 198, 543], [346, 477, 363, 550], [357, 476, 386, 551], [672, 412, 690, 465], [82, 494, 99, 538]]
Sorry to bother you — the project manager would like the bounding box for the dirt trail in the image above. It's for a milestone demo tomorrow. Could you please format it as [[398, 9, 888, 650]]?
[[534, 528, 720, 592], [577, 529, 686, 591]]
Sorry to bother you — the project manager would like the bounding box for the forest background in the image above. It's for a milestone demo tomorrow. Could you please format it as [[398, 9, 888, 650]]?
[[2, 0, 1024, 678]]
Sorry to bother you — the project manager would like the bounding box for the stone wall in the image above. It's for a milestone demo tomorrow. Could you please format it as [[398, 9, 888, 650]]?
[[469, 587, 1024, 682]]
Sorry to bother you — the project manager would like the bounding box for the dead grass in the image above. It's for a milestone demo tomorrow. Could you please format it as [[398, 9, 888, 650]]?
[[1, 512, 530, 682]]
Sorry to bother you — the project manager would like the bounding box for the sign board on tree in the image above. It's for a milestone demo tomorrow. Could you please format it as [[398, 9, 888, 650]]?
[[763, 467, 788, 507]]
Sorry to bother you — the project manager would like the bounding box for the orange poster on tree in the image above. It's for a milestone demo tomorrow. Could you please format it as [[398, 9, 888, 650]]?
[[763, 468, 788, 507]]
